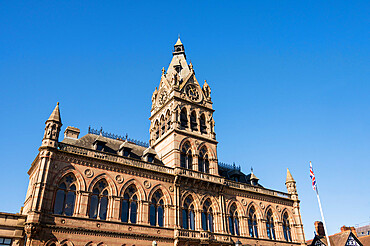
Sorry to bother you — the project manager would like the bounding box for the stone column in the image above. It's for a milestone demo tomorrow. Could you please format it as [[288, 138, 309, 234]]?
[[77, 191, 90, 218], [259, 219, 268, 239], [140, 200, 149, 225], [195, 209, 202, 231], [193, 154, 199, 171], [109, 196, 121, 221]]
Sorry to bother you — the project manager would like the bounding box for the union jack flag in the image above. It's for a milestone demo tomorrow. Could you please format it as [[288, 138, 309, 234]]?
[[310, 161, 317, 192]]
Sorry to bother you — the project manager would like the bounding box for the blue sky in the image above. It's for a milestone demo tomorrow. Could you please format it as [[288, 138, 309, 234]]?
[[0, 0, 369, 239]]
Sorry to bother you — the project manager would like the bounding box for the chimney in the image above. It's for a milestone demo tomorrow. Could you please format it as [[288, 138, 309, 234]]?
[[340, 226, 357, 236], [64, 126, 80, 139], [315, 221, 326, 237]]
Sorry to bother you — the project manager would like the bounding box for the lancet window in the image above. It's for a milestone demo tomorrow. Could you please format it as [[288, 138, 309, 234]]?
[[180, 142, 192, 169], [149, 189, 164, 227], [266, 210, 276, 240], [201, 199, 214, 232], [200, 114, 207, 133], [283, 212, 292, 242], [121, 185, 138, 224], [53, 174, 76, 216], [154, 120, 159, 140], [198, 147, 209, 173], [166, 111, 171, 130], [89, 180, 109, 220], [190, 111, 197, 131], [182, 196, 195, 230], [248, 206, 258, 238], [180, 108, 188, 128], [160, 115, 165, 136], [228, 203, 240, 236]]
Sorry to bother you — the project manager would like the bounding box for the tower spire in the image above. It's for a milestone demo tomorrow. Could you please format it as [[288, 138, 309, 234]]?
[[42, 102, 63, 148], [286, 168, 295, 183], [173, 37, 185, 57]]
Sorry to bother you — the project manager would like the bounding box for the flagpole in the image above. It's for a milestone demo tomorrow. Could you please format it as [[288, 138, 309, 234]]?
[[310, 161, 331, 246], [316, 190, 331, 246]]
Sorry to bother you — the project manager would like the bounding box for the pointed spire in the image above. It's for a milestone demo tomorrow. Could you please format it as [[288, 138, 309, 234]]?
[[250, 167, 259, 181], [47, 102, 62, 124], [286, 168, 295, 183], [175, 37, 183, 46]]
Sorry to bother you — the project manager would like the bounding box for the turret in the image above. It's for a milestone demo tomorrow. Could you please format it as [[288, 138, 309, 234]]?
[[285, 168, 297, 197], [41, 102, 62, 148]]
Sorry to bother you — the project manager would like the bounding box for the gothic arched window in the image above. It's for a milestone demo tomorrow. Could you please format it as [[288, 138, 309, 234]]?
[[201, 199, 214, 232], [266, 210, 276, 240], [89, 180, 109, 220], [190, 111, 197, 131], [182, 196, 195, 230], [166, 111, 171, 130], [160, 115, 165, 136], [121, 185, 138, 224], [154, 120, 159, 140], [248, 206, 258, 238], [200, 114, 207, 134], [180, 142, 192, 169], [283, 212, 292, 242], [228, 203, 240, 235], [53, 174, 76, 216], [180, 108, 188, 128], [149, 190, 164, 227], [198, 147, 209, 173]]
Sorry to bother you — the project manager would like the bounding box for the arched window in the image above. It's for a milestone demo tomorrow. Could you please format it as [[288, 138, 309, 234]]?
[[198, 147, 209, 173], [154, 120, 159, 140], [180, 108, 188, 128], [54, 174, 76, 216], [166, 111, 171, 130], [180, 142, 192, 169], [201, 199, 214, 232], [182, 196, 195, 230], [200, 114, 207, 134], [190, 111, 197, 131], [89, 180, 109, 220], [160, 115, 165, 136], [228, 203, 239, 235], [283, 212, 292, 242], [248, 206, 258, 238], [121, 185, 138, 224], [149, 190, 164, 227], [266, 210, 276, 240]]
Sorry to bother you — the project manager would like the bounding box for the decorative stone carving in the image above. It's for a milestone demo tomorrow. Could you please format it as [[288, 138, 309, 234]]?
[[169, 186, 174, 192], [84, 169, 94, 178], [115, 175, 124, 184], [276, 205, 281, 212], [144, 180, 151, 189], [260, 202, 265, 210], [241, 199, 247, 206]]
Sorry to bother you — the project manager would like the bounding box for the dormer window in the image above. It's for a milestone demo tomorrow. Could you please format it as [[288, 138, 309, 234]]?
[[147, 154, 155, 163], [119, 141, 134, 157], [123, 148, 131, 157], [93, 138, 107, 152]]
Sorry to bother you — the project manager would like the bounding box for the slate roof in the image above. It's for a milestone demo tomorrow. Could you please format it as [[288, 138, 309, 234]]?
[[218, 165, 263, 187], [61, 134, 162, 164]]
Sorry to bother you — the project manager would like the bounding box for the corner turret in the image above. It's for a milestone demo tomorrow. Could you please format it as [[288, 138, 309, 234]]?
[[41, 102, 62, 148]]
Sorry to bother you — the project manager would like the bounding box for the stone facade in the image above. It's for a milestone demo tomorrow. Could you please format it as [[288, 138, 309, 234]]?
[[1, 39, 306, 246]]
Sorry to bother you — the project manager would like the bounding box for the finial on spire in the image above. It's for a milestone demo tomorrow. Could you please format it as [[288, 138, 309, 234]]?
[[286, 168, 295, 183], [47, 102, 62, 123], [175, 36, 183, 46], [161, 67, 166, 75]]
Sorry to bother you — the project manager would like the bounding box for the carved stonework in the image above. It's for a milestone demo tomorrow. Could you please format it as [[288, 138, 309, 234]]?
[[84, 169, 94, 178], [24, 223, 41, 239], [115, 175, 124, 184], [144, 180, 151, 189]]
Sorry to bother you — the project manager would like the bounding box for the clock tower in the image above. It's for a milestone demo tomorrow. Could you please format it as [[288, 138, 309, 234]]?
[[149, 38, 218, 175]]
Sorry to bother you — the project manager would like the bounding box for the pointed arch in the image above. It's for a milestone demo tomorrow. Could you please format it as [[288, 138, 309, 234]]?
[[59, 240, 74, 246], [52, 166, 86, 191], [266, 208, 276, 240], [53, 173, 78, 216], [87, 173, 118, 196], [197, 142, 216, 160], [226, 199, 245, 216], [282, 210, 293, 242], [264, 205, 279, 222], [199, 195, 221, 214], [119, 179, 146, 201], [180, 140, 193, 169], [88, 179, 110, 220], [190, 110, 197, 131], [165, 109, 171, 131], [247, 203, 260, 238], [160, 114, 166, 136], [246, 201, 263, 219], [181, 193, 196, 230], [148, 184, 173, 206], [228, 202, 240, 236], [180, 107, 188, 128]]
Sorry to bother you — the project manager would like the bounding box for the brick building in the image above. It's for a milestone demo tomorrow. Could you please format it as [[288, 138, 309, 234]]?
[[0, 39, 306, 246]]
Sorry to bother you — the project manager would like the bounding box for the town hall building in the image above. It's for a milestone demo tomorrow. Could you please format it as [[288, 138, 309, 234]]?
[[0, 39, 306, 246]]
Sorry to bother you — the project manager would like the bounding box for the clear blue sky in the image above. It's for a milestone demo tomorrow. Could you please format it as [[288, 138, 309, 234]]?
[[1, 0, 369, 239]]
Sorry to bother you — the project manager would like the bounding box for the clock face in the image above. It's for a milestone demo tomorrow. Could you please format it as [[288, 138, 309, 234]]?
[[158, 91, 168, 106], [185, 84, 200, 102]]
